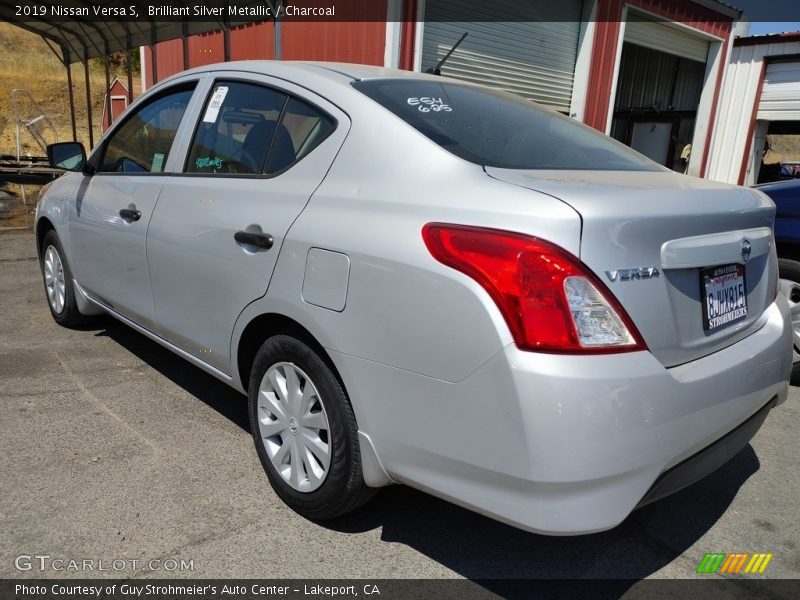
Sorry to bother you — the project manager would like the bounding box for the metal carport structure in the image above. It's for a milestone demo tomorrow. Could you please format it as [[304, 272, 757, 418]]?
[[0, 1, 280, 149]]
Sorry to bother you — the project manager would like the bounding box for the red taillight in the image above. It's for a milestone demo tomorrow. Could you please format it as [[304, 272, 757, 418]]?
[[422, 223, 647, 354]]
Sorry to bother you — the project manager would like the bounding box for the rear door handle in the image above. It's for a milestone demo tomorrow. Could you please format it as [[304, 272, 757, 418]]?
[[234, 231, 274, 250], [119, 208, 141, 221]]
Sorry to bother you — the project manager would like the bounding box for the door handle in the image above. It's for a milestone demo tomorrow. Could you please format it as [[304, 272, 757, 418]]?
[[119, 208, 141, 221], [234, 230, 274, 250]]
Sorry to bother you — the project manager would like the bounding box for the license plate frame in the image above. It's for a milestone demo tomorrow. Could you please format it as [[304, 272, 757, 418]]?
[[700, 263, 748, 333]]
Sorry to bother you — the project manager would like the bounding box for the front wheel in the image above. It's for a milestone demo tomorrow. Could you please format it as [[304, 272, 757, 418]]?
[[248, 335, 375, 519], [40, 230, 88, 328]]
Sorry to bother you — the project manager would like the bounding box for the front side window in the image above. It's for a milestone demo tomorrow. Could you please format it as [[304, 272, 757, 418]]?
[[99, 86, 194, 173], [185, 81, 336, 176], [353, 79, 661, 172]]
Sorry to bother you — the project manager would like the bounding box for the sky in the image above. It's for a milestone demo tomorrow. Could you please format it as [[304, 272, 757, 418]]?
[[746, 21, 800, 35], [731, 0, 800, 35]]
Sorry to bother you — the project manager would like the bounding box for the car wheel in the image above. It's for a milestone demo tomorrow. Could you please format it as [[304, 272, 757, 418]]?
[[778, 258, 800, 378], [248, 334, 375, 519], [40, 230, 87, 328]]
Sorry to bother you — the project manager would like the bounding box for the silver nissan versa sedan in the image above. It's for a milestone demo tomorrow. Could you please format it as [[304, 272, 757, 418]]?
[[35, 62, 792, 535]]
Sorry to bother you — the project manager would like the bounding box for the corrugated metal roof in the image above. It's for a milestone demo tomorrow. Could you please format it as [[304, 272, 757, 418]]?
[[0, 1, 279, 63], [690, 0, 741, 19], [0, 0, 745, 67], [735, 31, 800, 46]]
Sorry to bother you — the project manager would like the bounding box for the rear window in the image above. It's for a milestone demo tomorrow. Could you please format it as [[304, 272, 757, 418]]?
[[353, 79, 660, 172]]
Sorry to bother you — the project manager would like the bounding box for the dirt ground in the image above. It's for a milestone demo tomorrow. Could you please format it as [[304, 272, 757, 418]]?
[[0, 184, 37, 231]]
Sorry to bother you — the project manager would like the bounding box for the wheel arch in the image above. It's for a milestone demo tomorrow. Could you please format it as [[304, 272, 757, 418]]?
[[776, 240, 800, 264], [236, 312, 340, 394], [235, 310, 393, 488], [35, 217, 56, 262]]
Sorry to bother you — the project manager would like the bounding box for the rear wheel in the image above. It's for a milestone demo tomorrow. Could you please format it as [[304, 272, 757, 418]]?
[[778, 258, 800, 378], [248, 334, 375, 519], [40, 230, 87, 328]]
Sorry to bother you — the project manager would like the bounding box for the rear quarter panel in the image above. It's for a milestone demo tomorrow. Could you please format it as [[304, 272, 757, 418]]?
[[231, 94, 582, 386]]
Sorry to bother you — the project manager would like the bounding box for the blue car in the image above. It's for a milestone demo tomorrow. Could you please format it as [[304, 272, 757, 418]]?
[[755, 179, 800, 373]]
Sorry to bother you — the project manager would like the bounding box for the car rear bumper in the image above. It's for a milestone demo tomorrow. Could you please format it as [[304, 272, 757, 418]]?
[[336, 297, 792, 535], [634, 394, 777, 509]]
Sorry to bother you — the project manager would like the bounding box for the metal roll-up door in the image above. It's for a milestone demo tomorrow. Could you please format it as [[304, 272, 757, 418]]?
[[421, 0, 582, 112], [758, 60, 800, 121], [624, 14, 709, 63]]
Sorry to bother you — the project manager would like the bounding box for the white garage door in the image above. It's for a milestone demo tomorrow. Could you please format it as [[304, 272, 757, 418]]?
[[758, 60, 800, 121], [624, 13, 710, 63], [421, 0, 582, 112]]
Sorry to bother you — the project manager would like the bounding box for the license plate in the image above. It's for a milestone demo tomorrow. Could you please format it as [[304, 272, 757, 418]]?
[[701, 264, 747, 332]]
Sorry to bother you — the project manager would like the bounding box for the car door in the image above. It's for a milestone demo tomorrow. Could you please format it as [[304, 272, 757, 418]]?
[[68, 80, 202, 329], [146, 74, 350, 374]]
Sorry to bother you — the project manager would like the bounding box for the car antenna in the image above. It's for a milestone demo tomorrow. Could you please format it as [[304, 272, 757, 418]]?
[[426, 32, 468, 76]]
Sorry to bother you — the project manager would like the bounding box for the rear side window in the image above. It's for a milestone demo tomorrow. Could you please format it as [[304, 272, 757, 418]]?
[[353, 79, 660, 172], [186, 81, 335, 176], [100, 86, 194, 173], [187, 82, 287, 174], [266, 97, 336, 174]]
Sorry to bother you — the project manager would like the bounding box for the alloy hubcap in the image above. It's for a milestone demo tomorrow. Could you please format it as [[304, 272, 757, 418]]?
[[43, 245, 66, 314], [257, 362, 331, 492]]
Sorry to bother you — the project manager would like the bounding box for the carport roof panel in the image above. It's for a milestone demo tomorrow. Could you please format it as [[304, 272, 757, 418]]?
[[0, 1, 278, 63], [1, 0, 745, 64], [735, 31, 800, 46]]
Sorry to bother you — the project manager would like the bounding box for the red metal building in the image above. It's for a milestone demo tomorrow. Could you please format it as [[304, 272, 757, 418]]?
[[101, 77, 131, 132], [141, 0, 740, 177]]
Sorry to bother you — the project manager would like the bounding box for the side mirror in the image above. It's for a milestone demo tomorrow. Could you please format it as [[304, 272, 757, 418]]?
[[47, 142, 86, 172]]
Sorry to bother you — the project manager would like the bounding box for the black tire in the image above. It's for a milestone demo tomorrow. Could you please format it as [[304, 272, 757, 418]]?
[[248, 334, 375, 519], [778, 257, 800, 381], [40, 230, 88, 328], [779, 257, 800, 285]]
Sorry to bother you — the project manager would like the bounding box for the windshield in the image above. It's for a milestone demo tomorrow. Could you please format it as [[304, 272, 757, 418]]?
[[353, 79, 661, 172]]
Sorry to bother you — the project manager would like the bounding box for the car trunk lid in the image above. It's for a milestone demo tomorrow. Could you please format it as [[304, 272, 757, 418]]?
[[485, 168, 777, 367]]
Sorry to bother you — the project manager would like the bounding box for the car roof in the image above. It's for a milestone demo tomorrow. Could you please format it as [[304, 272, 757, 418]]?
[[146, 60, 468, 112], [304, 61, 443, 81], [162, 60, 444, 86]]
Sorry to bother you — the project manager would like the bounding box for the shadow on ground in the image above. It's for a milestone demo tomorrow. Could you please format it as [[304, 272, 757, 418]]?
[[92, 317, 759, 595], [95, 317, 250, 432], [326, 451, 758, 589]]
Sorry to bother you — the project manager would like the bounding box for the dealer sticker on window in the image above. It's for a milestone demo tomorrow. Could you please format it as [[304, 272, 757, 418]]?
[[407, 97, 452, 113], [701, 264, 747, 332], [202, 86, 229, 123]]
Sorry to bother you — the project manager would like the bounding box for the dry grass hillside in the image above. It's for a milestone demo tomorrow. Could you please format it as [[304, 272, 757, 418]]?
[[758, 134, 800, 183], [0, 23, 141, 230], [764, 135, 800, 165], [0, 22, 140, 156]]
